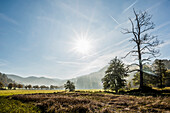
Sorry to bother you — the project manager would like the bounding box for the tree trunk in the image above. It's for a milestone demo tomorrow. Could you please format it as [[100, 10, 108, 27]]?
[[138, 45, 143, 90], [159, 62, 162, 88]]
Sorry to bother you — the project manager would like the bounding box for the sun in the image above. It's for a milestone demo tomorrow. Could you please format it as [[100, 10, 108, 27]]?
[[74, 38, 92, 55]]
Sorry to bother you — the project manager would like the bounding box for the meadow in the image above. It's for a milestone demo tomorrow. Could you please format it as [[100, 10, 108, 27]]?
[[0, 89, 63, 96], [0, 89, 170, 113]]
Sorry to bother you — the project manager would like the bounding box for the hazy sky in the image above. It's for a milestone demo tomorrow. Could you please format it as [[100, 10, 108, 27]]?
[[0, 0, 170, 79]]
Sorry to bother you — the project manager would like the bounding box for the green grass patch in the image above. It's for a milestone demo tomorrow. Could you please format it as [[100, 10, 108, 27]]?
[[0, 96, 41, 113]]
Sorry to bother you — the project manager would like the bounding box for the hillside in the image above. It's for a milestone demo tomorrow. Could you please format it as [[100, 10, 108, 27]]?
[[162, 59, 170, 69], [6, 59, 170, 89], [7, 75, 65, 86], [0, 72, 15, 86], [71, 66, 108, 89], [7, 66, 108, 89]]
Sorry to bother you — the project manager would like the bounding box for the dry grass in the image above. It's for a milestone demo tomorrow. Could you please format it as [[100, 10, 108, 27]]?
[[11, 91, 170, 113]]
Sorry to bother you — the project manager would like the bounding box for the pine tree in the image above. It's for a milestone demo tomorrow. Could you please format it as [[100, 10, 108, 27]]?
[[102, 57, 129, 93]]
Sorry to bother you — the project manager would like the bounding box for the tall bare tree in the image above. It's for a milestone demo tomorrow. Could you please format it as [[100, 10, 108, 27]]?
[[122, 9, 162, 90]]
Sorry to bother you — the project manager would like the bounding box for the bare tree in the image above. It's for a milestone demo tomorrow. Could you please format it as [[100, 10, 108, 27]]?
[[122, 9, 162, 90]]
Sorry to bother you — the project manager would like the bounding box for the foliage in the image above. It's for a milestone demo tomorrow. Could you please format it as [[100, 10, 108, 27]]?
[[122, 9, 162, 90], [133, 72, 158, 87], [33, 85, 39, 89], [13, 83, 17, 90], [153, 59, 167, 88], [8, 83, 13, 90], [18, 84, 23, 89], [133, 65, 157, 86], [40, 85, 49, 89], [165, 69, 170, 77], [28, 84, 32, 89], [50, 85, 59, 89], [0, 81, 4, 89], [102, 57, 129, 93], [64, 80, 75, 91], [25, 85, 28, 89], [127, 81, 131, 90], [0, 72, 15, 86]]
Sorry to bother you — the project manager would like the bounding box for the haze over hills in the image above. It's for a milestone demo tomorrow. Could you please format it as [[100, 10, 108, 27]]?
[[71, 66, 108, 89], [7, 66, 108, 89], [6, 59, 170, 89], [7, 75, 65, 86]]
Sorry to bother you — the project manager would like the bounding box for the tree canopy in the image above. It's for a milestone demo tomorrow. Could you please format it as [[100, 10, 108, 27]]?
[[64, 80, 75, 92], [153, 59, 167, 88], [102, 57, 129, 93]]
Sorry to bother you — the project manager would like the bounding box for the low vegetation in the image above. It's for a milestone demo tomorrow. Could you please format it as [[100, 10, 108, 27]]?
[[9, 91, 170, 113], [0, 97, 40, 113]]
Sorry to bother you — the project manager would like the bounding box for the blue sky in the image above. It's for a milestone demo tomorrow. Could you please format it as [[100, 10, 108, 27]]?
[[0, 0, 170, 79]]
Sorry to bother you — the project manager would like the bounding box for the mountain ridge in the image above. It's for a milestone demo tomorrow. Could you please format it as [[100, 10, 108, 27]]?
[[7, 66, 108, 89]]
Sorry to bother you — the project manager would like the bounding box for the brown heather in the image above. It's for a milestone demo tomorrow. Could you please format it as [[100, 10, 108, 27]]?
[[12, 92, 170, 113]]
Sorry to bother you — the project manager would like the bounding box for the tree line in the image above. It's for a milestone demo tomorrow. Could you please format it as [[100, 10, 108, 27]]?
[[0, 80, 75, 92], [0, 82, 63, 90]]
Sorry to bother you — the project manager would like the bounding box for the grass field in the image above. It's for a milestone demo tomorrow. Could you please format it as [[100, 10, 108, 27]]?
[[0, 97, 41, 113], [0, 89, 170, 112], [10, 91, 170, 112], [0, 89, 105, 96], [0, 90, 64, 96]]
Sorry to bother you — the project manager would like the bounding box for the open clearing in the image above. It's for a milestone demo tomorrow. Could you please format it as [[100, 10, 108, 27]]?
[[2, 91, 169, 113]]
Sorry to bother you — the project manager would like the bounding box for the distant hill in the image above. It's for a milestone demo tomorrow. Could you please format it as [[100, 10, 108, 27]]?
[[5, 65, 141, 89], [161, 59, 170, 69], [7, 66, 108, 89], [71, 66, 108, 89], [0, 72, 15, 86], [7, 75, 65, 86], [6, 59, 170, 89]]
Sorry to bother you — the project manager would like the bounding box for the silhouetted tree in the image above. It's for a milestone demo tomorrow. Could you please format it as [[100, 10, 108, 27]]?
[[0, 82, 4, 89], [40, 85, 48, 90], [122, 9, 162, 90], [17, 84, 23, 89], [25, 85, 28, 89], [50, 85, 55, 89], [64, 80, 75, 92], [13, 83, 17, 90], [153, 59, 167, 88], [8, 83, 13, 90], [33, 85, 39, 89], [102, 57, 129, 93], [27, 84, 32, 89], [50, 85, 59, 89]]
